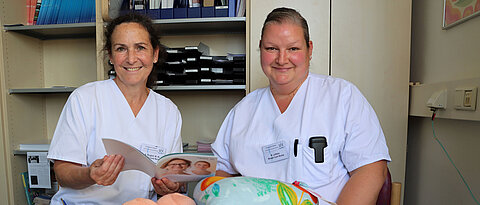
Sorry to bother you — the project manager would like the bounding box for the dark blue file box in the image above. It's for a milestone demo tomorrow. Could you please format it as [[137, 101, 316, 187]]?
[[147, 9, 161, 19], [174, 8, 188, 18], [215, 6, 228, 17], [201, 7, 215, 18], [188, 7, 201, 18], [120, 9, 132, 16], [134, 9, 146, 15], [161, 8, 174, 19]]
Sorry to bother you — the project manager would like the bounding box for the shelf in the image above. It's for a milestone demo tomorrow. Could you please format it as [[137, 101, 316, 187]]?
[[3, 17, 246, 39], [153, 85, 245, 91], [13, 144, 50, 155], [9, 85, 245, 93], [9, 87, 77, 94], [153, 17, 246, 35], [3, 23, 96, 40]]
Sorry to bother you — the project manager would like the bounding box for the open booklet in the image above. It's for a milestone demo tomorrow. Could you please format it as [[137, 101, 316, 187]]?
[[102, 138, 217, 182]]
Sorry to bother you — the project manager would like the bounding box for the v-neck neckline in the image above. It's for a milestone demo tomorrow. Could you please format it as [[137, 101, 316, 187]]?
[[268, 75, 309, 116], [110, 80, 150, 119]]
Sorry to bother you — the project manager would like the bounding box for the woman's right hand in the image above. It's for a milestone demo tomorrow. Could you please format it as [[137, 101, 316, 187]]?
[[151, 177, 182, 196], [89, 154, 125, 186], [54, 155, 125, 189]]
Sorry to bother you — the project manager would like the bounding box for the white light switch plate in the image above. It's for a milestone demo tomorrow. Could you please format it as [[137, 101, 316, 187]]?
[[455, 87, 477, 111]]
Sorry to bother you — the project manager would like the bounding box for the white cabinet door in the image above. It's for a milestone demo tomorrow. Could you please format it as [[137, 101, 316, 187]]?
[[248, 0, 330, 92]]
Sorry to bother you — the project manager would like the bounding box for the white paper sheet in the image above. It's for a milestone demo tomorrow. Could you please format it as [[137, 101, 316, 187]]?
[[27, 152, 51, 189]]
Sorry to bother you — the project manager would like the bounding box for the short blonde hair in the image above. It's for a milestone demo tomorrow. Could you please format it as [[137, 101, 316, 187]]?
[[261, 7, 310, 48]]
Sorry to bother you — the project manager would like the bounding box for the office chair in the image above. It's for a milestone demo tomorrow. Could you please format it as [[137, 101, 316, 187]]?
[[376, 168, 402, 205]]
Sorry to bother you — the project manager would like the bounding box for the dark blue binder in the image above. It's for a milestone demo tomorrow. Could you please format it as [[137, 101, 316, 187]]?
[[201, 6, 214, 18], [147, 9, 161, 19], [174, 8, 187, 18], [133, 0, 146, 15], [214, 6, 228, 17], [187, 7, 201, 18], [173, 0, 187, 19], [161, 8, 174, 19]]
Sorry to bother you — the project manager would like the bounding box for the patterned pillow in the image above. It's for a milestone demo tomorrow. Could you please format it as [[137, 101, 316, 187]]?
[[193, 176, 329, 205]]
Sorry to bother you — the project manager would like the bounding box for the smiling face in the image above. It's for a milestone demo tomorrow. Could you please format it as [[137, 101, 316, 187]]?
[[166, 159, 189, 173], [194, 161, 210, 170], [109, 22, 159, 89], [260, 22, 312, 90]]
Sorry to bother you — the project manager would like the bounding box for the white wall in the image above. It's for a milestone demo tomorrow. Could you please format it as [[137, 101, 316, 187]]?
[[330, 1, 411, 196], [407, 0, 480, 204], [410, 1, 480, 84]]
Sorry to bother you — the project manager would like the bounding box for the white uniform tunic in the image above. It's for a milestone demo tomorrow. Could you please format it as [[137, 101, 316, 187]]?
[[48, 80, 182, 205], [212, 73, 390, 202]]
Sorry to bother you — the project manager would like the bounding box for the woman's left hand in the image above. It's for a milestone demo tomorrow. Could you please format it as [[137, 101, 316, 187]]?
[[151, 177, 181, 195]]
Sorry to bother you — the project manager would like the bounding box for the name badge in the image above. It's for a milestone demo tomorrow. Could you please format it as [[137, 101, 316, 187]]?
[[262, 140, 289, 164], [140, 143, 166, 163]]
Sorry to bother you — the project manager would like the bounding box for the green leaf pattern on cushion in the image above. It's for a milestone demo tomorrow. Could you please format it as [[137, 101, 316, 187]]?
[[277, 182, 298, 205]]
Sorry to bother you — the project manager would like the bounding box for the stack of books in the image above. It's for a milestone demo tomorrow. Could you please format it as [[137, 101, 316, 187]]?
[[196, 141, 213, 153], [27, 0, 96, 25]]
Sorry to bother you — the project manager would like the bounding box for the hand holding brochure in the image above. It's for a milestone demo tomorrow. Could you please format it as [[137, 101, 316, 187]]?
[[102, 138, 216, 182]]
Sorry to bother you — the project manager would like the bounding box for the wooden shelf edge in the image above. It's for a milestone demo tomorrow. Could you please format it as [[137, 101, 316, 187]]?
[[9, 87, 77, 94]]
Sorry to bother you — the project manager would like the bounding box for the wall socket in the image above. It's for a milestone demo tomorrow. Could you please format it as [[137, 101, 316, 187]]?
[[455, 87, 477, 111]]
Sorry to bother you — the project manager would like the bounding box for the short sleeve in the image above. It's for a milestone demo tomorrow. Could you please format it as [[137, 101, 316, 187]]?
[[170, 106, 183, 153], [47, 91, 90, 165], [340, 84, 391, 172], [211, 109, 239, 175]]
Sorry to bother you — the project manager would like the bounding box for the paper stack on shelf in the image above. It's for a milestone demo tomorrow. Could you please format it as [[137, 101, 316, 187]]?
[[157, 43, 211, 86], [32, 195, 51, 205], [196, 140, 213, 153]]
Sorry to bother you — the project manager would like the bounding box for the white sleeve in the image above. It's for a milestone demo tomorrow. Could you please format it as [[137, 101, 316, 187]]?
[[47, 91, 90, 165], [171, 107, 183, 153], [211, 109, 239, 175], [341, 84, 391, 172]]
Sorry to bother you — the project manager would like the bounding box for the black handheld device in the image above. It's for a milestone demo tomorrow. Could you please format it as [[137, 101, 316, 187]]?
[[309, 136, 327, 163]]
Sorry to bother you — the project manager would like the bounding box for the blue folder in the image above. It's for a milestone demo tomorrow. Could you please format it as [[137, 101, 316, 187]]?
[[214, 6, 228, 17], [201, 6, 214, 18], [161, 8, 174, 19], [187, 7, 201, 18], [174, 8, 187, 18]]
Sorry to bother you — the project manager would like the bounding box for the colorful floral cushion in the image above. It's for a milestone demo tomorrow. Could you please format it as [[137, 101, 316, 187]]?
[[193, 176, 323, 205]]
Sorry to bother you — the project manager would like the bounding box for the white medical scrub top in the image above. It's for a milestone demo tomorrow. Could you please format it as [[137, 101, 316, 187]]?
[[212, 73, 391, 203], [47, 80, 182, 205]]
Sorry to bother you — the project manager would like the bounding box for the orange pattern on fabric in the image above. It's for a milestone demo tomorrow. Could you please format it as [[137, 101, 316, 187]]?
[[200, 176, 226, 191]]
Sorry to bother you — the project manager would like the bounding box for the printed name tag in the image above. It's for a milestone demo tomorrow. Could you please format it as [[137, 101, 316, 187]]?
[[140, 143, 166, 163], [262, 140, 289, 164]]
